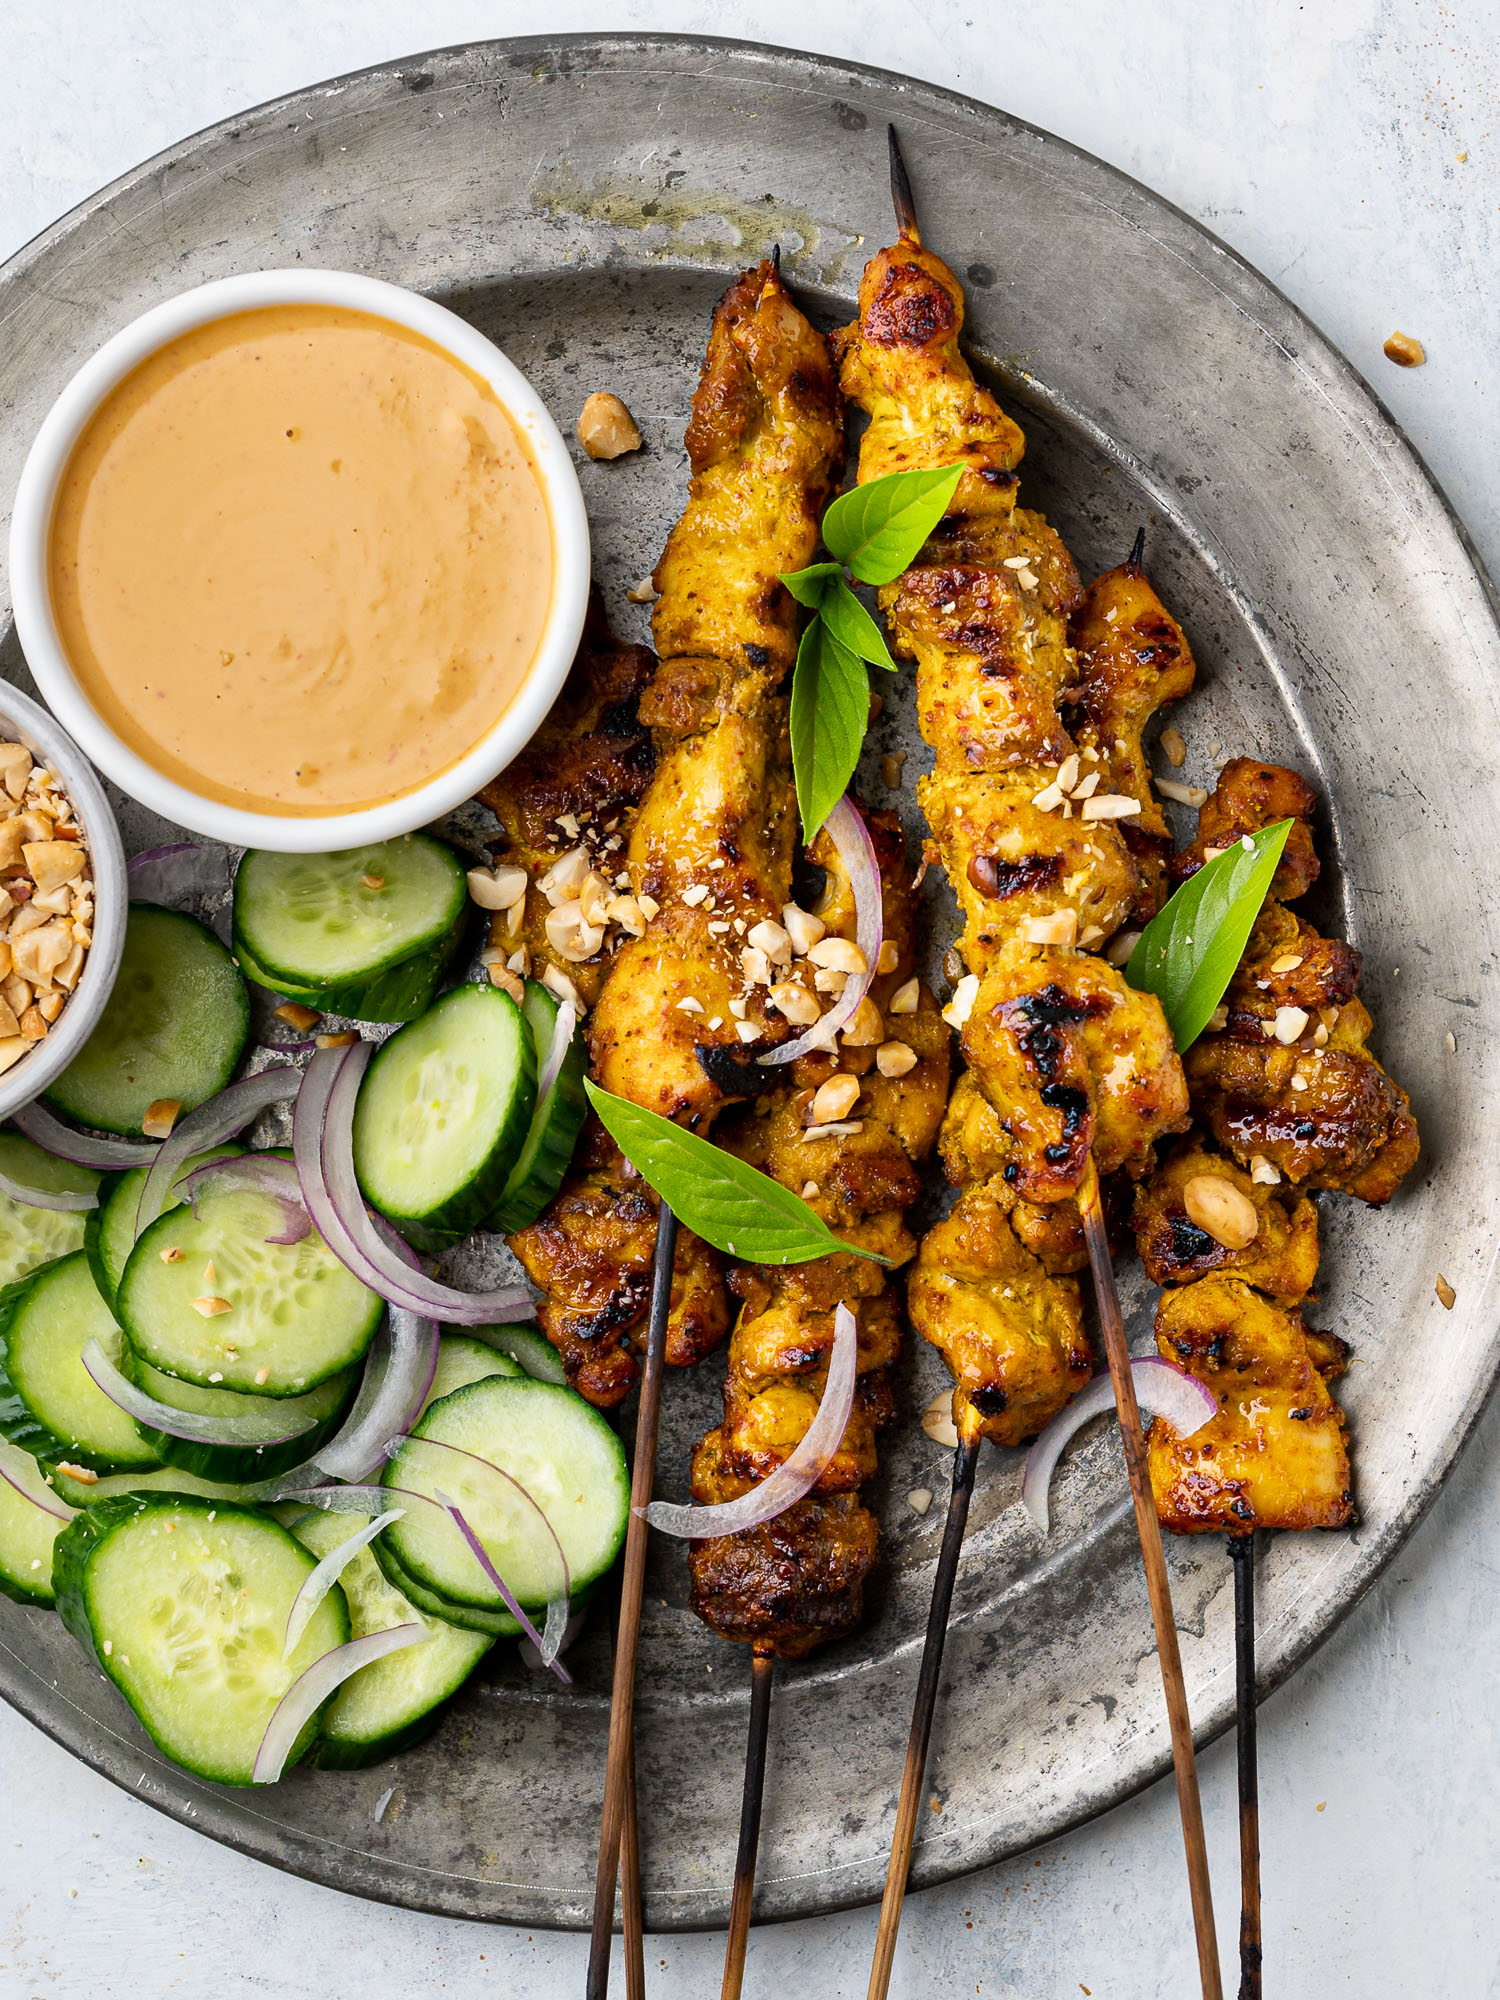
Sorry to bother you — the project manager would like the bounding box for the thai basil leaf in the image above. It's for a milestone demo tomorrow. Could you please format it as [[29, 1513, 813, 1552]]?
[[1125, 820, 1294, 1053], [820, 463, 966, 586], [789, 616, 868, 840], [820, 576, 897, 670], [778, 561, 843, 609], [583, 1083, 888, 1265]]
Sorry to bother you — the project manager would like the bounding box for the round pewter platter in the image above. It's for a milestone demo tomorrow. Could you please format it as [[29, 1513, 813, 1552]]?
[[0, 32, 1497, 1931]]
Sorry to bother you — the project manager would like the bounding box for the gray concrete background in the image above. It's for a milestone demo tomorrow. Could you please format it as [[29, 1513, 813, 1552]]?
[[1, 4, 1496, 1995]]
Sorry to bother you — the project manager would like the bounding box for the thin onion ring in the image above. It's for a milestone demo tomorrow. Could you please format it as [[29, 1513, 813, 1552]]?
[[758, 796, 883, 1065], [135, 1067, 301, 1241], [12, 1101, 159, 1169], [0, 1436, 75, 1522], [80, 1339, 321, 1448], [282, 1510, 405, 1660], [0, 1169, 96, 1213], [1021, 1358, 1218, 1534], [252, 1626, 427, 1783]]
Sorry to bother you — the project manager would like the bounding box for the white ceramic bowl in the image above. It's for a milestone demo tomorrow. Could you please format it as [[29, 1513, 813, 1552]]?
[[0, 681, 126, 1122], [8, 269, 591, 853]]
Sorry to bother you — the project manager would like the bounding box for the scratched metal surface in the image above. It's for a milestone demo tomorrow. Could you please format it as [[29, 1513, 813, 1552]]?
[[0, 33, 1495, 1931]]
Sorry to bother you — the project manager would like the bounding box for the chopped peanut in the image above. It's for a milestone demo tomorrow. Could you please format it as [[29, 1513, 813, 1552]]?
[[273, 1001, 322, 1032], [810, 1073, 861, 1124], [875, 1040, 918, 1078], [888, 977, 920, 1015], [576, 391, 643, 460], [142, 1099, 182, 1140], [841, 996, 884, 1046], [1182, 1174, 1258, 1250]]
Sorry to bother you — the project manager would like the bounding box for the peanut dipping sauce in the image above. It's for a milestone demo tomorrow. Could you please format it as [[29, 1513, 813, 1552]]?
[[48, 304, 554, 817]]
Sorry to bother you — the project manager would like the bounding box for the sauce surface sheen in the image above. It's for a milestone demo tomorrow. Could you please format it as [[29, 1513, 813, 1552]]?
[[48, 304, 554, 816]]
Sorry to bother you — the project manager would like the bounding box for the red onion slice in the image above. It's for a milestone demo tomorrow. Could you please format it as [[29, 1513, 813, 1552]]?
[[433, 1490, 571, 1683], [0, 1170, 97, 1213], [535, 1000, 578, 1106], [0, 1437, 75, 1522], [310, 1309, 438, 1484], [128, 842, 233, 908], [518, 1604, 591, 1673], [1021, 1358, 1219, 1534], [179, 1153, 310, 1245], [294, 1045, 534, 1324], [12, 1102, 159, 1170], [282, 1510, 405, 1660], [81, 1339, 321, 1448], [643, 1301, 859, 1537], [135, 1067, 301, 1241], [252, 1625, 427, 1783], [758, 796, 883, 1065]]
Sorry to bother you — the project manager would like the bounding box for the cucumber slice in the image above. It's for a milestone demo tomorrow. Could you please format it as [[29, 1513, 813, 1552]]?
[[290, 1508, 491, 1768], [383, 1375, 628, 1611], [490, 981, 588, 1235], [45, 906, 250, 1137], [119, 1182, 383, 1396], [351, 984, 537, 1243], [124, 1350, 357, 1484], [233, 838, 469, 1023], [372, 1536, 601, 1641], [0, 1253, 160, 1474], [471, 1322, 567, 1386], [0, 1132, 100, 1285], [53, 1493, 349, 1785], [421, 1334, 521, 1416], [52, 1462, 268, 1508], [0, 1457, 73, 1606], [85, 1144, 242, 1310]]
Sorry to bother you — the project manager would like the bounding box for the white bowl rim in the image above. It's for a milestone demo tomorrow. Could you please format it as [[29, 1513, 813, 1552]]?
[[0, 679, 127, 1122], [8, 268, 591, 854]]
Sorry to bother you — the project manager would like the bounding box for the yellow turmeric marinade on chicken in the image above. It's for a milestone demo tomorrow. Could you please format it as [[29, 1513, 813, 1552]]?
[[504, 263, 844, 1406], [833, 223, 1192, 1448], [1131, 760, 1419, 1533], [688, 812, 949, 1656]]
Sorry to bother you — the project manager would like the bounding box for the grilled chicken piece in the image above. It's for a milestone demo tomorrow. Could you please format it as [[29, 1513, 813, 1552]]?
[[1068, 557, 1197, 919], [688, 809, 948, 1657], [1135, 1135, 1320, 1297], [479, 592, 656, 1007], [833, 225, 1190, 1450], [1149, 1277, 1352, 1534], [513, 263, 842, 1404], [1172, 757, 1320, 903]]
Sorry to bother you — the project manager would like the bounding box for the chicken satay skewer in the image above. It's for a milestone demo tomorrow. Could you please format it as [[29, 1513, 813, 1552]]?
[[857, 128, 1219, 2000]]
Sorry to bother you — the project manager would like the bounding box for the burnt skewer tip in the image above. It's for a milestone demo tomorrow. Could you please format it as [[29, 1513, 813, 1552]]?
[[887, 124, 921, 244], [721, 1649, 777, 2000], [1129, 526, 1147, 568], [1230, 1534, 1262, 2000], [771, 242, 782, 273]]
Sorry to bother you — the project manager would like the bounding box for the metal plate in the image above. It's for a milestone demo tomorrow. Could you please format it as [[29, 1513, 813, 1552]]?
[[0, 33, 1496, 1932]]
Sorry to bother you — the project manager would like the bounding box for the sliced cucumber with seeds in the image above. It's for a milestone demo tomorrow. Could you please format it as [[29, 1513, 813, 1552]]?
[[86, 1144, 242, 1310], [420, 1334, 520, 1416], [0, 1253, 160, 1474], [233, 838, 469, 1023], [45, 905, 250, 1137], [490, 981, 589, 1235], [290, 1508, 491, 1768], [471, 1322, 566, 1386], [0, 1458, 73, 1606], [119, 1182, 382, 1396], [372, 1535, 601, 1641], [0, 1132, 101, 1286], [53, 1493, 349, 1785], [352, 983, 537, 1245], [124, 1349, 358, 1484], [383, 1374, 628, 1612]]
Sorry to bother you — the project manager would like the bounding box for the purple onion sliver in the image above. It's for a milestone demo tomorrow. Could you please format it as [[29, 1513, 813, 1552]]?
[[0, 1169, 97, 1213], [127, 842, 233, 909], [12, 1101, 159, 1169], [433, 1490, 571, 1684], [282, 1510, 405, 1660], [311, 1308, 438, 1484], [179, 1153, 311, 1244], [642, 1302, 860, 1538], [80, 1339, 319, 1448], [1020, 1358, 1219, 1535], [758, 795, 883, 1066], [252, 1626, 427, 1783], [535, 1000, 577, 1106], [0, 1437, 75, 1521], [135, 1067, 302, 1241]]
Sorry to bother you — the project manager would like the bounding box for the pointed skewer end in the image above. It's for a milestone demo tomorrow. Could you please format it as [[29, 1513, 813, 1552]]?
[[887, 125, 921, 244], [1129, 526, 1147, 569]]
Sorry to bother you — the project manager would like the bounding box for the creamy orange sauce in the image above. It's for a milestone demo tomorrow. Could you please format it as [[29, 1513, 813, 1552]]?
[[49, 305, 554, 816]]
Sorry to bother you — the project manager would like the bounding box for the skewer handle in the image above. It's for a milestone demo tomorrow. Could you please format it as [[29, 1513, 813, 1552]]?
[[866, 1428, 981, 2000], [1231, 1534, 1262, 2000], [586, 1205, 679, 2000], [1079, 1160, 1223, 2000], [721, 1650, 776, 2000]]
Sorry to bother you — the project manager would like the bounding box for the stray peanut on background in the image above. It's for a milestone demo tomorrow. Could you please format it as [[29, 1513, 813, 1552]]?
[[577, 392, 643, 460]]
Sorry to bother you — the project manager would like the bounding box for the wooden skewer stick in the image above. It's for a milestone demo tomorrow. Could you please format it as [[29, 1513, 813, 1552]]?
[[586, 1204, 679, 2000], [888, 123, 922, 244], [720, 1648, 777, 2000], [866, 1423, 982, 2000], [1078, 1159, 1223, 2000], [1230, 1533, 1261, 2000]]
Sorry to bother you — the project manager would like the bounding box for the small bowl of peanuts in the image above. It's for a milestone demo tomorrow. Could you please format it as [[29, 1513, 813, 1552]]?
[[0, 681, 126, 1118]]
